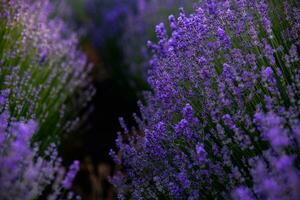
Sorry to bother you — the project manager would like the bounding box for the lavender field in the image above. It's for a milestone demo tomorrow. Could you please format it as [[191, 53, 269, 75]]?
[[0, 0, 300, 200]]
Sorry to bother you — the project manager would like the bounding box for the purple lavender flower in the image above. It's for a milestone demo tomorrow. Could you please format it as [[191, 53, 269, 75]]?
[[195, 143, 207, 163], [111, 0, 300, 199], [62, 160, 80, 189]]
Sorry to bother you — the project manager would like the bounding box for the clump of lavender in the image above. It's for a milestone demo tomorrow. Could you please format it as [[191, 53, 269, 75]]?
[[0, 0, 94, 146], [0, 109, 80, 200], [122, 0, 196, 79], [111, 0, 300, 199], [0, 1, 90, 197]]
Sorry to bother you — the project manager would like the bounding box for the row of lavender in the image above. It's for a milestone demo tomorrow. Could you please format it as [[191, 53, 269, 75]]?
[[0, 0, 93, 199], [111, 0, 300, 199]]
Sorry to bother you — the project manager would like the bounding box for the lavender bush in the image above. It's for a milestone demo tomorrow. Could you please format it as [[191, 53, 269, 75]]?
[[0, 0, 94, 147], [0, 0, 93, 198], [111, 0, 300, 199]]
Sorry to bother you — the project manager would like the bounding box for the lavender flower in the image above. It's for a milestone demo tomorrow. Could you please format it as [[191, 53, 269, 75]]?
[[111, 0, 300, 199], [62, 160, 80, 189], [0, 111, 80, 200]]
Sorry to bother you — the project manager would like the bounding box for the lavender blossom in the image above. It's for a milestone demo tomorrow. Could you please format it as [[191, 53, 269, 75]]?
[[111, 0, 300, 199], [62, 160, 80, 189]]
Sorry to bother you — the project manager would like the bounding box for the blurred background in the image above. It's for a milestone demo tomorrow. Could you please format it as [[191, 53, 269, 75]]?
[[52, 0, 196, 199]]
